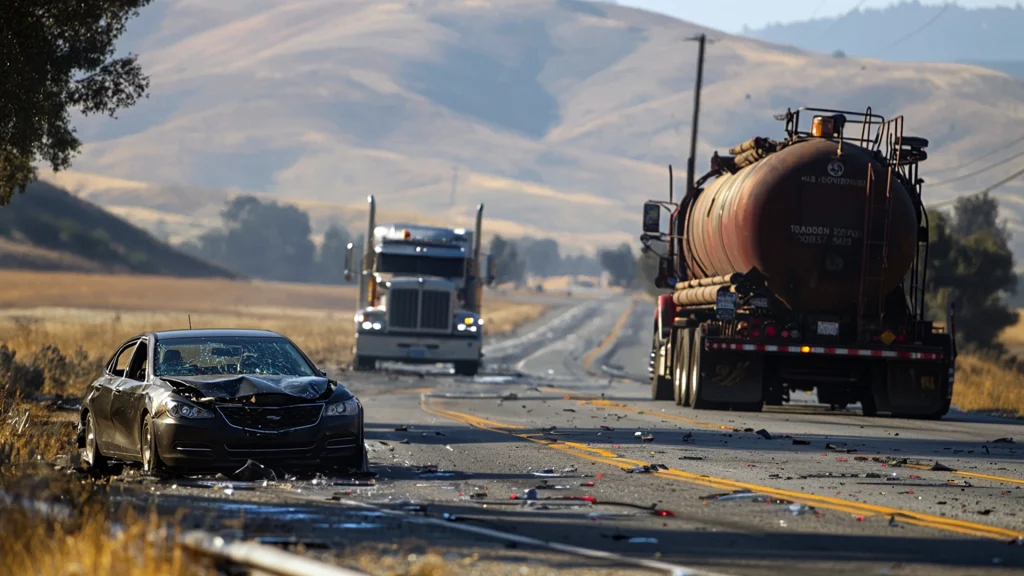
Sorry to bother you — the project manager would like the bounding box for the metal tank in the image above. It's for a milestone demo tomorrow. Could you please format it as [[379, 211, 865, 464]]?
[[682, 137, 918, 312]]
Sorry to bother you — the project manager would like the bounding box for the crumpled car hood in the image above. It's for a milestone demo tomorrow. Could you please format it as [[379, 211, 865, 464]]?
[[161, 374, 329, 401]]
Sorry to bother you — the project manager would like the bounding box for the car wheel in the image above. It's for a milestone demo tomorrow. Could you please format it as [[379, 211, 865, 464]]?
[[140, 413, 165, 475], [81, 412, 113, 476]]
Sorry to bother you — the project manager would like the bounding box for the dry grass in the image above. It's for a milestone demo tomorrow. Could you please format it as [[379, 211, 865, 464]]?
[[951, 355, 1024, 417], [0, 463, 214, 576], [0, 271, 550, 391]]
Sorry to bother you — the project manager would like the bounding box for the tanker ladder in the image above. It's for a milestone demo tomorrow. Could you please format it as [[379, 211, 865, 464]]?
[[856, 162, 894, 341]]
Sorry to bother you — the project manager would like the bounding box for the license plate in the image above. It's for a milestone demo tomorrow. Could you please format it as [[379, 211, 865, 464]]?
[[406, 347, 427, 359], [817, 321, 839, 336]]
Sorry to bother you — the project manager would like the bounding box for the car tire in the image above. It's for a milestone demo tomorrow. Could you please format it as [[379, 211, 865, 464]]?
[[81, 411, 113, 476], [140, 412, 166, 475]]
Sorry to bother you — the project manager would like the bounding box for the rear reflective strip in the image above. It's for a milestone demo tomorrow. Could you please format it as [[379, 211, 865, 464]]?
[[707, 341, 942, 360]]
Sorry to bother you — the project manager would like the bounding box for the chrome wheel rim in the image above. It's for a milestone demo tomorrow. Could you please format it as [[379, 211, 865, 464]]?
[[142, 421, 152, 472], [85, 416, 98, 464]]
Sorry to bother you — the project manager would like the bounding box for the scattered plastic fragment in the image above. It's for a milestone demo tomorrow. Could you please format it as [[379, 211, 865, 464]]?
[[627, 537, 658, 544], [563, 408, 576, 412], [601, 425, 615, 431], [931, 462, 955, 472], [993, 438, 1015, 444], [681, 456, 704, 461], [755, 429, 772, 440], [581, 481, 595, 487], [395, 425, 409, 432], [789, 503, 811, 516], [641, 434, 654, 443], [856, 516, 865, 522], [888, 515, 898, 527], [231, 459, 277, 482], [682, 432, 693, 442]]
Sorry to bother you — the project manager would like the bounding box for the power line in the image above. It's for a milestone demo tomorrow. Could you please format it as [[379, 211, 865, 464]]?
[[928, 147, 1024, 187], [927, 164, 1024, 209], [814, 0, 868, 42], [878, 3, 950, 54], [928, 133, 1024, 175]]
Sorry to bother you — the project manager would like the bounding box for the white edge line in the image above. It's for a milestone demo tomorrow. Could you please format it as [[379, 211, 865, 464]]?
[[180, 530, 368, 576], [335, 499, 738, 576]]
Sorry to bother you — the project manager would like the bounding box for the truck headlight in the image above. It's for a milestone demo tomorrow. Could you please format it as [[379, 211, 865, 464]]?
[[454, 314, 483, 332], [162, 398, 214, 419], [325, 397, 360, 417], [357, 314, 386, 331]]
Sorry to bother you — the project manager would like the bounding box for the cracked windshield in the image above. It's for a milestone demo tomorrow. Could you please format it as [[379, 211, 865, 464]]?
[[155, 337, 315, 377]]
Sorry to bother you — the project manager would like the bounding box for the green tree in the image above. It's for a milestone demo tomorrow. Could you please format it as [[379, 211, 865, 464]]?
[[488, 235, 526, 288], [598, 243, 638, 288], [1, 0, 153, 205], [193, 196, 316, 283], [315, 224, 352, 284], [926, 193, 1018, 351]]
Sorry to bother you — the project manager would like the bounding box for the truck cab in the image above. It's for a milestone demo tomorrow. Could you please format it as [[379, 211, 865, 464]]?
[[345, 197, 494, 375]]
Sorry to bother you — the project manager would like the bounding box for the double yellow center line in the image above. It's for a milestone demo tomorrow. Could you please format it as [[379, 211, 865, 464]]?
[[420, 394, 1024, 541]]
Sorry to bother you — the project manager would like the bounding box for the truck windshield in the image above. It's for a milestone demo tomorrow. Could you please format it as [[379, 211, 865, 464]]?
[[377, 254, 465, 278]]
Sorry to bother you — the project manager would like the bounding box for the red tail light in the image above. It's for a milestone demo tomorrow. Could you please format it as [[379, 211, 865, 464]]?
[[765, 324, 777, 337], [750, 329, 761, 338], [781, 330, 790, 338]]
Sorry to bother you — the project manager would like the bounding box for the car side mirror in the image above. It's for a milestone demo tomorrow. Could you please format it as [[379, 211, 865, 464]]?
[[485, 254, 496, 286], [642, 202, 662, 234], [344, 242, 355, 283]]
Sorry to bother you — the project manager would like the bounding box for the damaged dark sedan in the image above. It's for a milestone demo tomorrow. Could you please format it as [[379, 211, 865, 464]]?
[[77, 329, 365, 475]]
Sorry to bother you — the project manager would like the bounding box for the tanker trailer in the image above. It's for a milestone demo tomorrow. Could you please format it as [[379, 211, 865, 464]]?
[[642, 107, 956, 419]]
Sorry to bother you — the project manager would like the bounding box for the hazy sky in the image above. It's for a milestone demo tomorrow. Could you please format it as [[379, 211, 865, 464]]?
[[617, 0, 1018, 33]]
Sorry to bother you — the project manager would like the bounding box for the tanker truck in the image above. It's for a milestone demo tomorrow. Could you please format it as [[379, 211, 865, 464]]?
[[343, 196, 495, 375], [642, 105, 957, 418], [639, 39, 955, 418]]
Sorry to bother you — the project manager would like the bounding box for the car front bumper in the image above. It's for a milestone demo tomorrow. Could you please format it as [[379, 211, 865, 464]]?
[[152, 407, 362, 472], [355, 332, 481, 363]]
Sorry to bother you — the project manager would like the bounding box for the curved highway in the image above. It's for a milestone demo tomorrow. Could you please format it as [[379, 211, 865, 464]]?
[[114, 295, 1024, 575]]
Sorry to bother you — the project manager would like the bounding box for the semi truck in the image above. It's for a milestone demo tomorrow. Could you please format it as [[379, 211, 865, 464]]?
[[641, 36, 956, 418], [344, 195, 495, 375]]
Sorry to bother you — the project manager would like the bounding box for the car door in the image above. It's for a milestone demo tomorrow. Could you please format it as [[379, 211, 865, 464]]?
[[88, 338, 138, 455], [111, 337, 150, 457]]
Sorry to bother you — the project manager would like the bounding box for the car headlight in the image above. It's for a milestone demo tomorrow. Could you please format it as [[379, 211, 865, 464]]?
[[162, 398, 214, 419], [325, 397, 360, 417]]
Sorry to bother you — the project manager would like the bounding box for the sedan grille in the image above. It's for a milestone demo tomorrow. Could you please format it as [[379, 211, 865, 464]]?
[[387, 288, 451, 332], [217, 404, 324, 433]]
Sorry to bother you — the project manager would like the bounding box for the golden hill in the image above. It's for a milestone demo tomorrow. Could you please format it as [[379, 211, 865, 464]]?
[[53, 0, 1024, 254]]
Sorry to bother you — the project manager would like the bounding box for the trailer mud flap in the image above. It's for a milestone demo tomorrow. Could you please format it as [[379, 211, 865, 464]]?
[[698, 351, 764, 404], [884, 360, 950, 415]]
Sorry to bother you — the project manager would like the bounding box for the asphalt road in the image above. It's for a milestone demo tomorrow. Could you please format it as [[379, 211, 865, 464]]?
[[114, 295, 1024, 575]]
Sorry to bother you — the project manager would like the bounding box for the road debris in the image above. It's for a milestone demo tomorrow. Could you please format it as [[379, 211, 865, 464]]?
[[231, 459, 277, 482], [622, 464, 669, 474], [755, 429, 773, 440], [395, 425, 409, 432], [993, 438, 1015, 444]]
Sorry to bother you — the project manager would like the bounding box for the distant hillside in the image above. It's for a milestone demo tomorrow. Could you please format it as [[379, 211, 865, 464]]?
[[748, 2, 1024, 78], [0, 182, 237, 278], [61, 0, 1024, 256]]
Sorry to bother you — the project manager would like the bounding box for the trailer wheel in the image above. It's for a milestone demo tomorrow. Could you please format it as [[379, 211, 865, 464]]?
[[650, 331, 673, 401], [453, 361, 479, 376], [687, 329, 710, 409], [673, 327, 692, 406]]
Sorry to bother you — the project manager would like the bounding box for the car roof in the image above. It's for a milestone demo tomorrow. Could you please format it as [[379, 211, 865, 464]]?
[[151, 329, 285, 340]]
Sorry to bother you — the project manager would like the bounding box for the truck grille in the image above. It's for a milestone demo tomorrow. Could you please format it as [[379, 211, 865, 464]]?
[[421, 290, 451, 330], [388, 288, 451, 332], [389, 289, 419, 329], [217, 404, 324, 433]]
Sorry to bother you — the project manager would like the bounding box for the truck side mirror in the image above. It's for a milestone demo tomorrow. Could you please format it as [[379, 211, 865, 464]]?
[[485, 254, 497, 286], [643, 202, 662, 234], [344, 242, 355, 283]]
